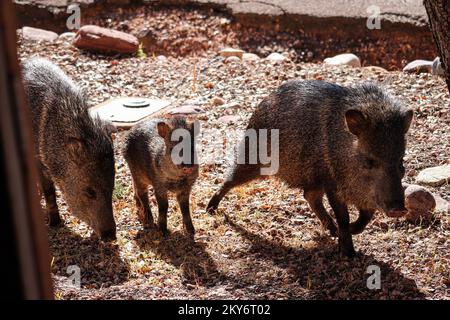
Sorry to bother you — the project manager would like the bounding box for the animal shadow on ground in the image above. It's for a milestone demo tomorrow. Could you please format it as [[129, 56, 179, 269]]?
[[48, 225, 130, 289], [135, 229, 224, 287], [224, 215, 425, 299]]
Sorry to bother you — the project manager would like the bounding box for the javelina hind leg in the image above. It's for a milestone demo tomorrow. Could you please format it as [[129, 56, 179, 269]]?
[[326, 192, 355, 258], [133, 180, 155, 229], [350, 209, 374, 234], [207, 164, 261, 214], [177, 190, 195, 238], [40, 171, 61, 227], [155, 191, 169, 236], [304, 189, 337, 237]]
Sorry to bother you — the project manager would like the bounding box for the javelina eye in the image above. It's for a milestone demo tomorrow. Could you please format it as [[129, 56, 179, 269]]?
[[364, 157, 376, 169], [84, 188, 97, 199]]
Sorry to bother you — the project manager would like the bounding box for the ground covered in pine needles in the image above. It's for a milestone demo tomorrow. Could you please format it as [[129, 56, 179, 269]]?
[[18, 7, 449, 300]]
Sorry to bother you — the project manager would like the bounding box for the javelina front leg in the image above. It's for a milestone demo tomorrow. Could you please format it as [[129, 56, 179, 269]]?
[[326, 192, 355, 258], [40, 171, 61, 227], [155, 191, 169, 236], [350, 209, 374, 234], [304, 189, 338, 237], [177, 191, 195, 238], [133, 181, 155, 229]]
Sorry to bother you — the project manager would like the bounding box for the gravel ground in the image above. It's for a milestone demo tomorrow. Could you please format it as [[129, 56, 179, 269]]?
[[18, 7, 449, 300]]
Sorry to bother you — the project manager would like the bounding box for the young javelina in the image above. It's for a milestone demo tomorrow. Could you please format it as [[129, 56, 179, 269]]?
[[123, 117, 199, 237], [22, 57, 117, 241], [207, 80, 413, 258]]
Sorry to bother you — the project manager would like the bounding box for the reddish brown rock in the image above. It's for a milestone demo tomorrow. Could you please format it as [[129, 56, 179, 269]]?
[[73, 25, 139, 54]]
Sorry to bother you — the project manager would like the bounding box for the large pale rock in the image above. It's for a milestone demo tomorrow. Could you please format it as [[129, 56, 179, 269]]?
[[434, 195, 450, 214], [73, 25, 139, 54], [416, 164, 450, 186], [22, 26, 58, 42], [324, 53, 361, 67], [403, 59, 433, 74], [404, 184, 436, 222]]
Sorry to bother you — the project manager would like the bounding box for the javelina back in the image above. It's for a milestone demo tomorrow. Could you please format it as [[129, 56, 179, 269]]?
[[22, 57, 117, 241], [207, 80, 413, 257], [123, 117, 199, 237]]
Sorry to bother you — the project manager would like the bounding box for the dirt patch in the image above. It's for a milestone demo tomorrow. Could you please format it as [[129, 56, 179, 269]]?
[[16, 3, 437, 70]]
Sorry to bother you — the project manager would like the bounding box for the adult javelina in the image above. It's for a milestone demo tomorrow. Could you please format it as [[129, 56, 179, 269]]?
[[123, 117, 199, 237], [207, 80, 413, 257], [22, 57, 117, 241]]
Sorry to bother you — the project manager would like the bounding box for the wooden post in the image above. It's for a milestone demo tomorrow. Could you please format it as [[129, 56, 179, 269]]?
[[0, 0, 53, 299]]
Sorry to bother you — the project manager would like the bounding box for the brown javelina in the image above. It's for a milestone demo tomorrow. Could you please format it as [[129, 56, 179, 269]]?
[[123, 117, 199, 238], [207, 80, 413, 257], [22, 57, 117, 241]]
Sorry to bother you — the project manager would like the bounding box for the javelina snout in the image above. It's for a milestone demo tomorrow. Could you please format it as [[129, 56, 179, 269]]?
[[123, 117, 199, 238]]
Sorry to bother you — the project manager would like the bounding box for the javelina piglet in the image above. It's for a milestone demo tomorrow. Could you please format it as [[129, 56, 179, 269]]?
[[123, 117, 199, 237], [22, 57, 117, 241], [207, 80, 413, 258]]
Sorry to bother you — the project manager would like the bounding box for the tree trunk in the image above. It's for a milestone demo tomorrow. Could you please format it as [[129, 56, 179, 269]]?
[[423, 0, 450, 92]]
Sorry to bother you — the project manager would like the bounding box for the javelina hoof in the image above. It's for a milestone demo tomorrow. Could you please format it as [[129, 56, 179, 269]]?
[[339, 246, 356, 259], [159, 226, 169, 237], [327, 224, 338, 237], [47, 211, 62, 227], [100, 229, 117, 242], [206, 198, 220, 215], [338, 235, 356, 258], [184, 225, 196, 239]]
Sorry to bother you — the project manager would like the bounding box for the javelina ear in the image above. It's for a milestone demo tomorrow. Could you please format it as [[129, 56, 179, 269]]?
[[157, 121, 170, 139], [403, 109, 413, 133], [345, 110, 366, 136], [67, 137, 84, 161]]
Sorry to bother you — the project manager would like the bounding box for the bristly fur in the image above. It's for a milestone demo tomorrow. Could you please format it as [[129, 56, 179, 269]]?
[[123, 116, 199, 236]]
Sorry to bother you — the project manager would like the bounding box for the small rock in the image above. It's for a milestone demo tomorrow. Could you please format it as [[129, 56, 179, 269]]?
[[266, 52, 287, 63], [416, 164, 450, 186], [403, 60, 433, 74], [434, 195, 450, 214], [242, 53, 260, 61], [218, 115, 240, 124], [225, 56, 241, 63], [432, 57, 444, 76], [219, 48, 244, 59], [324, 53, 361, 67], [404, 184, 436, 222], [22, 26, 58, 42], [58, 32, 76, 41], [73, 25, 139, 54], [362, 66, 388, 74], [156, 55, 167, 62], [169, 105, 204, 116], [211, 97, 225, 106]]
